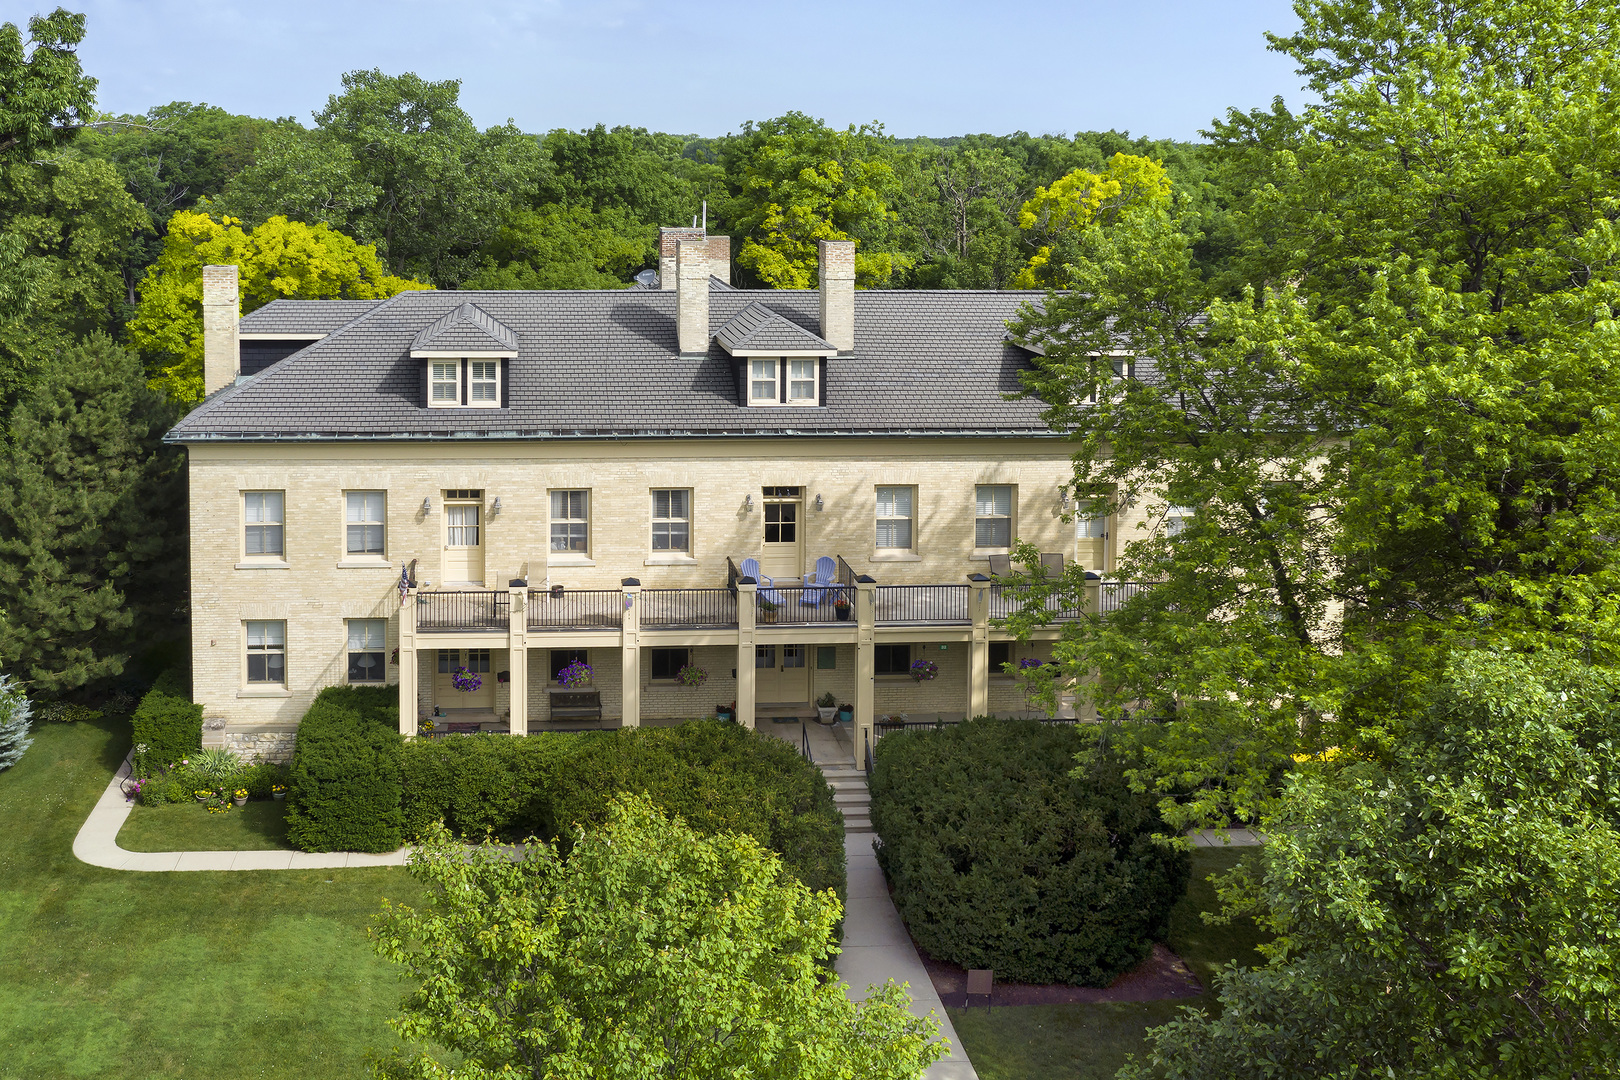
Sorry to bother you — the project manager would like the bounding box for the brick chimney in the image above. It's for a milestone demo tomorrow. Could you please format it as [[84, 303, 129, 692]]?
[[676, 239, 709, 356], [818, 240, 855, 353], [202, 264, 240, 395], [658, 226, 705, 289], [707, 234, 731, 285]]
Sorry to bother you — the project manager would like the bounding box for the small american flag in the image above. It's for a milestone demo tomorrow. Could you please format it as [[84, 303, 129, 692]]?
[[399, 562, 410, 604]]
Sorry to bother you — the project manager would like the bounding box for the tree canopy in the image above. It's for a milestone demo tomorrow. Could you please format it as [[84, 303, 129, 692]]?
[[370, 795, 943, 1080]]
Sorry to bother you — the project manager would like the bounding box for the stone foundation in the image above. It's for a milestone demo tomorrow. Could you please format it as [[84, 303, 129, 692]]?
[[219, 729, 298, 763]]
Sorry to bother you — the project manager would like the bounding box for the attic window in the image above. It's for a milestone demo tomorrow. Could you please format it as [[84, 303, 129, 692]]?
[[431, 362, 459, 404], [427, 359, 503, 409], [748, 357, 819, 407], [1087, 358, 1135, 403]]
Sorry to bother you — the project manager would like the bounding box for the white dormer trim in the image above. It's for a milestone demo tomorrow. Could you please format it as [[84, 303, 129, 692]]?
[[722, 345, 836, 357], [411, 349, 518, 359], [241, 333, 325, 341]]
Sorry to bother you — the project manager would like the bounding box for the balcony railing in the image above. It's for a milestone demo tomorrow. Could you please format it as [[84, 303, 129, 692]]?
[[990, 581, 1155, 620], [757, 584, 855, 625], [641, 588, 738, 628], [416, 590, 510, 632], [875, 584, 971, 625], [526, 589, 623, 630]]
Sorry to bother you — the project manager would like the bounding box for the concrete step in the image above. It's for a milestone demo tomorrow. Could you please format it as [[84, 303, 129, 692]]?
[[844, 816, 874, 833], [826, 776, 868, 791]]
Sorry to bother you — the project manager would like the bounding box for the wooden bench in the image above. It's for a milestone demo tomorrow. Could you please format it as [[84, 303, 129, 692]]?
[[549, 689, 602, 723]]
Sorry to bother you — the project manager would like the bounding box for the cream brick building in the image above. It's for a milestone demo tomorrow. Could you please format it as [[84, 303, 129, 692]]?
[[168, 234, 1157, 764]]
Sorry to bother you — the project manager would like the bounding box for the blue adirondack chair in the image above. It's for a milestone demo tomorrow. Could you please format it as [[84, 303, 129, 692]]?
[[802, 555, 838, 605], [740, 557, 782, 606]]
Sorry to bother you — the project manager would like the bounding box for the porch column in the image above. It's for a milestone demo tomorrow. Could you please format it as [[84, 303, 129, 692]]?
[[398, 585, 419, 737], [854, 574, 876, 768], [737, 579, 757, 730], [621, 578, 642, 728], [968, 573, 991, 720], [507, 583, 527, 736]]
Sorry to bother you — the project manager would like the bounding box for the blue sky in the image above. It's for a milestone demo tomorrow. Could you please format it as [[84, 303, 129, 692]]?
[[70, 0, 1307, 141]]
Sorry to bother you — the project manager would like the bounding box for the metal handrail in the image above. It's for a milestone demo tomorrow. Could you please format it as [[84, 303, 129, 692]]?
[[525, 588, 623, 629], [416, 589, 509, 632], [874, 584, 971, 624], [641, 588, 738, 628], [757, 584, 854, 625], [800, 718, 813, 763]]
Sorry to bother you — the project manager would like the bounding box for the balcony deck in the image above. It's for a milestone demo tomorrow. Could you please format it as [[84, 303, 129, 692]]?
[[410, 575, 1152, 634]]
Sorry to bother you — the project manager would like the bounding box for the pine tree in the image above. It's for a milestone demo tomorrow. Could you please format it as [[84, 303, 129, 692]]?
[[0, 334, 183, 695], [0, 673, 31, 770]]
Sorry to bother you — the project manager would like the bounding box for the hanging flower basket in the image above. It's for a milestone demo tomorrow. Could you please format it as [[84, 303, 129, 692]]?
[[910, 659, 939, 682], [676, 664, 708, 688], [450, 667, 483, 693], [1018, 657, 1043, 670], [558, 660, 593, 688]]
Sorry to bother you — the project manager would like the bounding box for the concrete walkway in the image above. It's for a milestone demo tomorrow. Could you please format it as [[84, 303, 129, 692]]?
[[72, 752, 409, 872], [838, 833, 977, 1080]]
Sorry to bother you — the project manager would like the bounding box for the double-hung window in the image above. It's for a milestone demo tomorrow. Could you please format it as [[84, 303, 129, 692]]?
[[650, 647, 690, 681], [244, 492, 284, 557], [1165, 506, 1195, 538], [750, 358, 778, 404], [874, 643, 910, 676], [345, 491, 385, 556], [787, 359, 817, 401], [469, 361, 499, 404], [550, 490, 589, 553], [875, 486, 914, 550], [430, 362, 459, 404], [1087, 358, 1135, 403], [246, 621, 285, 685], [975, 485, 1013, 549], [347, 619, 386, 683], [651, 489, 690, 552]]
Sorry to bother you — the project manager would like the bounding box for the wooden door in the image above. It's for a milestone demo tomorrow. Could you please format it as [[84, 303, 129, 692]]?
[[760, 488, 803, 584], [434, 648, 495, 710], [755, 643, 809, 703], [443, 500, 484, 585], [1075, 499, 1108, 575]]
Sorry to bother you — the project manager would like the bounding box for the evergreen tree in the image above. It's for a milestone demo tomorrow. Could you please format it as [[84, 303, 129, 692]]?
[[0, 334, 182, 695], [0, 672, 30, 770]]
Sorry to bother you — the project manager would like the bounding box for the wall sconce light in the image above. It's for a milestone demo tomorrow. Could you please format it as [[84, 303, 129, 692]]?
[[743, 493, 754, 512], [421, 497, 432, 514], [814, 494, 824, 511], [492, 497, 502, 515]]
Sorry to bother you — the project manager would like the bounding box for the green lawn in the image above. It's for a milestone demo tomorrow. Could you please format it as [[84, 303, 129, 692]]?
[[947, 845, 1270, 1080], [119, 800, 295, 852], [0, 718, 426, 1079]]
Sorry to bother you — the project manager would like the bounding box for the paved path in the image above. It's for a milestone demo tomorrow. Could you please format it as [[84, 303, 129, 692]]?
[[838, 832, 977, 1080], [72, 752, 409, 872], [1189, 827, 1265, 847]]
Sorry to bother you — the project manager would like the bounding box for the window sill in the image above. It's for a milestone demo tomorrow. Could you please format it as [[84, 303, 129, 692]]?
[[548, 554, 596, 567], [875, 674, 915, 686], [337, 558, 392, 569], [235, 560, 291, 570], [643, 555, 699, 566], [870, 551, 922, 563], [648, 678, 680, 687], [237, 687, 290, 698], [968, 550, 1011, 561]]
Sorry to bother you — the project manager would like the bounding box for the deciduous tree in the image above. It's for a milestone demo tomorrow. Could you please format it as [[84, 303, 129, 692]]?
[[462, 205, 651, 290], [370, 795, 943, 1080], [130, 210, 428, 404]]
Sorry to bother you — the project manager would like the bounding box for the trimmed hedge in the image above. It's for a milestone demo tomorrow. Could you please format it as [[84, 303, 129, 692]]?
[[869, 718, 1189, 986], [286, 686, 403, 853], [401, 720, 845, 902], [130, 668, 201, 776]]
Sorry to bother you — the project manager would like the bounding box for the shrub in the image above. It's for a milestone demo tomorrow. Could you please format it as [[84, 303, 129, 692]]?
[[130, 669, 201, 776], [286, 686, 402, 853], [35, 702, 103, 724], [0, 674, 33, 771], [869, 718, 1189, 986], [400, 720, 846, 903], [238, 759, 288, 799]]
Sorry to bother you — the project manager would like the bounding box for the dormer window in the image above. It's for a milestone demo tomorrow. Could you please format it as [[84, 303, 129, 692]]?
[[746, 357, 819, 406], [431, 362, 459, 404], [1087, 358, 1135, 403], [470, 361, 499, 403]]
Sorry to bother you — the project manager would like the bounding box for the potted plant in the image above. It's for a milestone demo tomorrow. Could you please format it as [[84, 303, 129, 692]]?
[[233, 788, 249, 807], [271, 784, 286, 801], [558, 659, 593, 688], [815, 692, 837, 723], [836, 702, 854, 722], [676, 664, 708, 688], [716, 700, 737, 722], [910, 658, 939, 682], [757, 597, 780, 623], [833, 594, 851, 621]]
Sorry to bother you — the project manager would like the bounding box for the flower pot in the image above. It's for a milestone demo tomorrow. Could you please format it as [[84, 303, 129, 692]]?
[[834, 607, 850, 621], [717, 707, 735, 721], [817, 706, 837, 723], [837, 708, 853, 722], [759, 609, 778, 623], [195, 792, 208, 802], [233, 796, 247, 807], [272, 792, 285, 801]]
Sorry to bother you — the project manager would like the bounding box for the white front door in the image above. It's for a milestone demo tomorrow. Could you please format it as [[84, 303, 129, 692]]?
[[755, 644, 809, 703], [760, 487, 803, 584], [444, 499, 485, 585], [434, 648, 495, 711]]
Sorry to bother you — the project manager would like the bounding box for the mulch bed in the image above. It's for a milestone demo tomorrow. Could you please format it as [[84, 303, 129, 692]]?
[[921, 941, 1203, 1007]]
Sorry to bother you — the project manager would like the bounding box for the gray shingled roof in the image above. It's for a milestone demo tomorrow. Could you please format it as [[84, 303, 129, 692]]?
[[715, 302, 836, 354], [167, 288, 1059, 442], [239, 299, 386, 335], [411, 301, 519, 353]]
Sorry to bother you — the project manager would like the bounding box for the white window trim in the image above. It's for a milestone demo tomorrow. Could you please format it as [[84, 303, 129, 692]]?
[[467, 360, 501, 408], [241, 490, 286, 563], [874, 484, 916, 555], [428, 360, 461, 408], [1086, 357, 1135, 403], [346, 618, 388, 685], [548, 489, 590, 559], [747, 356, 820, 407], [650, 488, 693, 557], [973, 484, 1016, 553], [344, 490, 387, 559], [243, 620, 287, 689]]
